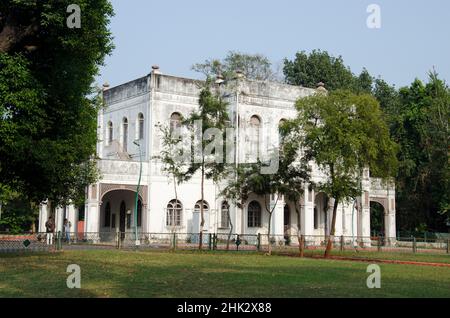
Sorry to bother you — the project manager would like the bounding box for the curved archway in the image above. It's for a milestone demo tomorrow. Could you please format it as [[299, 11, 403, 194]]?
[[100, 188, 146, 236], [370, 201, 385, 237]]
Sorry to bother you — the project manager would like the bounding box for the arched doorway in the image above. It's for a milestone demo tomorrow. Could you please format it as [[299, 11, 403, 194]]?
[[370, 201, 385, 237], [100, 189, 146, 238]]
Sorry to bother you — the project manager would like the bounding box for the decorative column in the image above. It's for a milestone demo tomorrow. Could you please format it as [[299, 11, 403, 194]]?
[[385, 189, 397, 245], [67, 205, 78, 234], [85, 183, 100, 242], [38, 202, 49, 233], [360, 168, 371, 246], [55, 207, 64, 233], [272, 195, 285, 239]]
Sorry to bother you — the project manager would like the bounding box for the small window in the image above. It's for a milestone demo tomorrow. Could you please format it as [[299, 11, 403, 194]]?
[[167, 199, 182, 227], [107, 121, 113, 144], [221, 201, 230, 228], [104, 202, 111, 227], [249, 115, 261, 159], [248, 201, 262, 228], [138, 113, 144, 140], [123, 117, 128, 152]]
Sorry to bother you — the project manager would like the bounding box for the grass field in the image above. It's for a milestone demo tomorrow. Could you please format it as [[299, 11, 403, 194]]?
[[286, 249, 450, 264], [0, 249, 449, 298]]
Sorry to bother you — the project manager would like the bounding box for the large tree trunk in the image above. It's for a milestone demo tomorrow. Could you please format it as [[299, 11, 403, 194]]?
[[265, 194, 279, 256], [324, 198, 339, 258], [295, 204, 304, 257], [226, 207, 233, 251]]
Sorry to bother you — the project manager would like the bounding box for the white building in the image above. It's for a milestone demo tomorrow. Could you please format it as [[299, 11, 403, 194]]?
[[38, 67, 396, 243]]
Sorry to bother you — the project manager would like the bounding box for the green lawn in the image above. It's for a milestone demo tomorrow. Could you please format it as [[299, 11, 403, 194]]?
[[0, 249, 449, 298], [291, 249, 450, 264]]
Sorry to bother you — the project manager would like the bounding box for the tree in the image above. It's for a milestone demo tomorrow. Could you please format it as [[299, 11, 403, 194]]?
[[0, 186, 38, 233], [0, 0, 114, 206], [283, 50, 373, 92], [389, 73, 449, 232], [290, 90, 398, 257], [155, 123, 191, 234], [182, 85, 230, 249], [278, 121, 311, 256], [192, 51, 278, 81]]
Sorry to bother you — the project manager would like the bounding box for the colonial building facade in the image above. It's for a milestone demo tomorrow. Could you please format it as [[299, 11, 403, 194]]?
[[38, 67, 396, 243]]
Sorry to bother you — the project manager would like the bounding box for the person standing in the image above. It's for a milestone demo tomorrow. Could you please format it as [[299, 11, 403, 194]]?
[[63, 218, 71, 243], [45, 216, 55, 245]]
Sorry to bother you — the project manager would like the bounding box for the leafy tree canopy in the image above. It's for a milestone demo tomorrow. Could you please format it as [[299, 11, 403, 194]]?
[[0, 0, 114, 206], [283, 49, 373, 93], [192, 51, 278, 81]]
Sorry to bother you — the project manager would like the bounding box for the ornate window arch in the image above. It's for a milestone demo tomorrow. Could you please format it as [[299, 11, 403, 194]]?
[[248, 201, 262, 228], [166, 199, 182, 227], [194, 200, 209, 214]]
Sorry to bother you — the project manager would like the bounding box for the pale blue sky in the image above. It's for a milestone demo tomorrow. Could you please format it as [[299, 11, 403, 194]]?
[[98, 0, 450, 88]]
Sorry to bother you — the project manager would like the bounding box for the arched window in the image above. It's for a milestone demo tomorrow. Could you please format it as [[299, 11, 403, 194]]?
[[194, 200, 209, 214], [138, 113, 144, 140], [170, 112, 182, 132], [137, 199, 142, 227], [249, 115, 261, 159], [166, 199, 182, 227], [104, 202, 111, 227], [122, 117, 128, 152], [248, 201, 262, 228], [107, 121, 113, 144], [220, 201, 230, 228]]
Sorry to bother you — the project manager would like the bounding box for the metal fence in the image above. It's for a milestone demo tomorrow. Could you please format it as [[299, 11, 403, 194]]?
[[1, 231, 449, 254], [0, 232, 53, 253]]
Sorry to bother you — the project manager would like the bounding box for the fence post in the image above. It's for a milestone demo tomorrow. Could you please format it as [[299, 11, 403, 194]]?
[[447, 239, 449, 254], [172, 232, 176, 250], [377, 235, 382, 252], [413, 237, 417, 253], [115, 229, 119, 249], [257, 233, 261, 252], [340, 235, 344, 252]]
